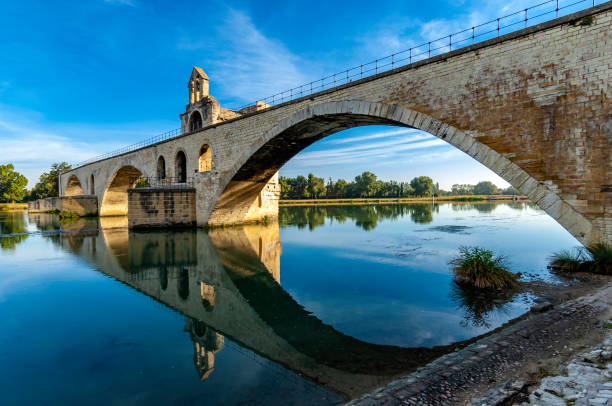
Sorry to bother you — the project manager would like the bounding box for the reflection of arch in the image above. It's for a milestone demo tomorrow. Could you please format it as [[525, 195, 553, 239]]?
[[90, 174, 95, 195], [65, 175, 84, 196], [100, 165, 143, 216], [159, 267, 168, 290], [189, 111, 203, 132], [200, 282, 215, 311], [176, 151, 187, 183], [198, 144, 212, 173], [157, 156, 166, 179], [178, 267, 189, 300], [213, 101, 599, 245]]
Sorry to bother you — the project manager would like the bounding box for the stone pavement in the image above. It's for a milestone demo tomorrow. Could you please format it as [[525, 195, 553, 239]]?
[[470, 331, 612, 405], [347, 284, 612, 406]]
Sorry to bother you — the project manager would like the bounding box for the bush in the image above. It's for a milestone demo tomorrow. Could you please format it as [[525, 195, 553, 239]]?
[[549, 242, 612, 275], [449, 246, 519, 289]]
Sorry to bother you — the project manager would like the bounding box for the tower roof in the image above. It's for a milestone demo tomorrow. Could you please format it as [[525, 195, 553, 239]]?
[[191, 66, 209, 80]]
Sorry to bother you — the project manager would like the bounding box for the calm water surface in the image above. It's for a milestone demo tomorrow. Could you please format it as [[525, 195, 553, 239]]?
[[0, 203, 579, 405]]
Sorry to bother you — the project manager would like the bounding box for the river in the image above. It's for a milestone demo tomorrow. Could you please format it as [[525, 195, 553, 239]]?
[[0, 202, 579, 405]]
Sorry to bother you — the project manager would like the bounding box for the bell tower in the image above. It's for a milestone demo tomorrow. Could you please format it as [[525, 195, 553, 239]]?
[[188, 67, 209, 104]]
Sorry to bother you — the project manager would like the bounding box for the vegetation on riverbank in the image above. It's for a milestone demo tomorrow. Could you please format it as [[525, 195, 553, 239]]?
[[450, 247, 519, 289], [280, 171, 519, 200], [280, 195, 527, 206], [549, 242, 612, 274], [0, 203, 28, 211]]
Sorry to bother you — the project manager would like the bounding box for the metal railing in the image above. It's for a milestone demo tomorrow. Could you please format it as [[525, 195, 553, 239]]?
[[130, 176, 195, 189], [74, 0, 602, 170]]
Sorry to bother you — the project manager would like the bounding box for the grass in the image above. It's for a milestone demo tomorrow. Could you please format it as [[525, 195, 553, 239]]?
[[0, 203, 28, 211], [449, 246, 519, 289], [549, 242, 612, 275]]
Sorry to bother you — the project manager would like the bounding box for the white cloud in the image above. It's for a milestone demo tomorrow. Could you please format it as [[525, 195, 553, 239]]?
[[180, 9, 310, 106], [103, 0, 136, 6]]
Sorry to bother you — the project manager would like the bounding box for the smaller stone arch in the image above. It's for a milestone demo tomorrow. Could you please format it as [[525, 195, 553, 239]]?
[[176, 150, 187, 183], [90, 174, 95, 195], [65, 175, 84, 196], [189, 111, 203, 132], [198, 144, 212, 173], [100, 165, 144, 216], [157, 155, 166, 179]]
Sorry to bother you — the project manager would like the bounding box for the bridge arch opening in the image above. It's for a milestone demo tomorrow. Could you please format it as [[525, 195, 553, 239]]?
[[65, 175, 84, 196], [90, 174, 95, 195], [176, 151, 187, 183], [199, 144, 212, 173], [210, 101, 598, 245], [157, 156, 166, 179], [100, 165, 144, 216], [189, 111, 203, 132]]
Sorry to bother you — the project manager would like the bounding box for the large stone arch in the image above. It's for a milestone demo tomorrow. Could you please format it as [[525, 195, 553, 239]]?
[[210, 101, 601, 245], [100, 165, 145, 216], [64, 175, 85, 196]]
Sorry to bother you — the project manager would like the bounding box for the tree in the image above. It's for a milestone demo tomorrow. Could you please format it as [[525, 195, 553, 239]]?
[[294, 175, 309, 199], [0, 164, 28, 202], [473, 181, 498, 195], [307, 173, 326, 199], [354, 171, 379, 197], [451, 184, 474, 195], [30, 162, 71, 199], [410, 176, 434, 197], [279, 176, 293, 199]]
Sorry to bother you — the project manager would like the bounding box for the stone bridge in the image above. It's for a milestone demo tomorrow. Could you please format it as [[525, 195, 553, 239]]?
[[56, 4, 612, 245]]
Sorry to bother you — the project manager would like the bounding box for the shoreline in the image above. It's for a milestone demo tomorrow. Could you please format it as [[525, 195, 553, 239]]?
[[280, 195, 529, 206]]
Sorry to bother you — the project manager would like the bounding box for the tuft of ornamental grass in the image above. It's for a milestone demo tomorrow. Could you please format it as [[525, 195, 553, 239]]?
[[548, 247, 590, 272], [449, 246, 519, 289], [549, 242, 612, 275]]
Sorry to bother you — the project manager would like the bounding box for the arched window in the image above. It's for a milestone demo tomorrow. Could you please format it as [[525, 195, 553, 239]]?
[[189, 111, 203, 132], [157, 156, 166, 179], [90, 174, 95, 195], [176, 151, 187, 183], [198, 144, 212, 172]]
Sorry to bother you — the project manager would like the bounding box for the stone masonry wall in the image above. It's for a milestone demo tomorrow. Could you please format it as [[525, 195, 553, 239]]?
[[128, 188, 196, 229], [28, 196, 98, 216], [61, 4, 612, 244]]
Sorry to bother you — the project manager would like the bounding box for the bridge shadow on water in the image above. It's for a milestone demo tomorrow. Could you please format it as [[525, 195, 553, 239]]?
[[22, 212, 517, 400]]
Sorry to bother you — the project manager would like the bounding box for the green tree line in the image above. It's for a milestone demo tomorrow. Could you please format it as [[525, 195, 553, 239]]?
[[0, 162, 71, 203], [280, 171, 519, 200]]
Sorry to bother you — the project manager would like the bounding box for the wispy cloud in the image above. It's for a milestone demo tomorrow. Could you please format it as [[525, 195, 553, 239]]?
[[178, 9, 310, 106], [103, 0, 136, 7]]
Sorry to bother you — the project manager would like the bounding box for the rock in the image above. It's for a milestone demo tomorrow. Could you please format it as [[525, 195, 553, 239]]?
[[528, 389, 565, 405], [531, 301, 553, 313]]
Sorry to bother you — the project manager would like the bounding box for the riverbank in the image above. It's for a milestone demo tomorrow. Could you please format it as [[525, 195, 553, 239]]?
[[348, 275, 612, 405], [280, 195, 528, 206], [0, 203, 28, 211]]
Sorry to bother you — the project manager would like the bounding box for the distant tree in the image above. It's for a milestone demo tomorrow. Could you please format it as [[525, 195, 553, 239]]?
[[451, 184, 474, 195], [0, 164, 28, 202], [503, 186, 520, 195], [410, 176, 434, 197], [307, 173, 326, 199], [30, 162, 71, 199], [354, 171, 379, 197], [294, 175, 309, 199], [473, 181, 498, 195], [279, 176, 293, 199]]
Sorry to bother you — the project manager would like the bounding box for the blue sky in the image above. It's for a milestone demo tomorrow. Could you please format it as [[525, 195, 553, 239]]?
[[0, 0, 593, 189]]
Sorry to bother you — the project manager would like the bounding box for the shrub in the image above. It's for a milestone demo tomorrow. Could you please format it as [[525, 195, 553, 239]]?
[[549, 242, 612, 275], [449, 246, 519, 289]]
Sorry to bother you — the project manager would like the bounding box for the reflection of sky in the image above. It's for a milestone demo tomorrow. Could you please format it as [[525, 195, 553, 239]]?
[[279, 203, 579, 347], [0, 213, 338, 405]]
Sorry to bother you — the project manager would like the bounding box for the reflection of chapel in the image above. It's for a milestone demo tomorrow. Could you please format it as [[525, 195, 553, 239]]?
[[185, 318, 225, 380], [180, 67, 269, 134]]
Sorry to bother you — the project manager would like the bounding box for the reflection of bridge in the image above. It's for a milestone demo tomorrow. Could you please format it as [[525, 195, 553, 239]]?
[[53, 4, 612, 245], [38, 217, 461, 400]]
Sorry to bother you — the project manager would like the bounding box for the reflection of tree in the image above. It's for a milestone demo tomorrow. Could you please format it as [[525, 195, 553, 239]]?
[[279, 204, 439, 230], [449, 282, 515, 328], [409, 204, 433, 224], [0, 212, 28, 250]]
